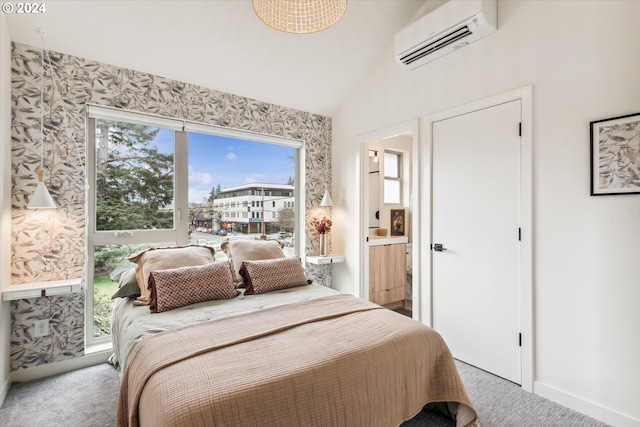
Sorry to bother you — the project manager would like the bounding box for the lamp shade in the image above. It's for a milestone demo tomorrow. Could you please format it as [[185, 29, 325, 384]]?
[[253, 0, 347, 34], [27, 170, 56, 209], [320, 184, 333, 207]]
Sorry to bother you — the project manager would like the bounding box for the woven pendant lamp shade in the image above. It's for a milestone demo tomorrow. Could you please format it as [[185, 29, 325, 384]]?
[[253, 0, 347, 34]]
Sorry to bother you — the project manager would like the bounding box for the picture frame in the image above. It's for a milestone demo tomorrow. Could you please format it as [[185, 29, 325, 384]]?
[[590, 112, 640, 196], [390, 209, 405, 236]]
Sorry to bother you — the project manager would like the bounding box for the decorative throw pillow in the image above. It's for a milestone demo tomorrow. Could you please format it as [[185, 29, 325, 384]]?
[[148, 261, 238, 313], [128, 245, 216, 305], [111, 267, 141, 300], [239, 257, 311, 295], [220, 239, 285, 287]]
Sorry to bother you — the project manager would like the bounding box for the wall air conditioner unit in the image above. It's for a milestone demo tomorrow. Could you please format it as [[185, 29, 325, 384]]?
[[395, 0, 497, 70]]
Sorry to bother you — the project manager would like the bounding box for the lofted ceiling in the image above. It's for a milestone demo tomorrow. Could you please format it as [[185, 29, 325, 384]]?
[[4, 0, 439, 116]]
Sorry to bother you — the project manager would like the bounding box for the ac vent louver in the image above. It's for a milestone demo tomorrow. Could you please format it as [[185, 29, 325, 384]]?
[[395, 0, 497, 70], [399, 25, 472, 66]]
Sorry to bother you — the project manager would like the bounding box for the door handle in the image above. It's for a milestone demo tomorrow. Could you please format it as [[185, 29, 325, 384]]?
[[432, 243, 447, 252]]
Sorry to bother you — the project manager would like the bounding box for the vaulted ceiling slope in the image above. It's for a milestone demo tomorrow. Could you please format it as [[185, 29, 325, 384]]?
[[5, 0, 430, 116]]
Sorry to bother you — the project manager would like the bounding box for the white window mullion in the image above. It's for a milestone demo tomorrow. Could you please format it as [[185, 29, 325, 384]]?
[[174, 130, 189, 246]]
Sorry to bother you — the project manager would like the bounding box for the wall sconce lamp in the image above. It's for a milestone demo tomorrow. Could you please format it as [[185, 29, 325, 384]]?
[[369, 150, 379, 163], [28, 170, 56, 209], [320, 183, 333, 207], [27, 29, 56, 209]]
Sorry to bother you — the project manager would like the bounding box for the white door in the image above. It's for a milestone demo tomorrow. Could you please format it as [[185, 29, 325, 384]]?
[[432, 100, 522, 384]]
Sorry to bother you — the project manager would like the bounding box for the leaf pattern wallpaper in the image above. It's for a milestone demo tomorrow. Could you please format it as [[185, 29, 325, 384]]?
[[10, 42, 332, 371], [597, 119, 640, 190]]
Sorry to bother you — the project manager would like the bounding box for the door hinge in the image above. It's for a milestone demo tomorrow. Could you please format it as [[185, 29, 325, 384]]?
[[366, 236, 369, 242], [519, 333, 522, 347], [518, 122, 522, 137], [518, 227, 521, 241]]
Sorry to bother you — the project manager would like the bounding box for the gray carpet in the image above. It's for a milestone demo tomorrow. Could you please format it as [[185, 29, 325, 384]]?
[[0, 360, 610, 427]]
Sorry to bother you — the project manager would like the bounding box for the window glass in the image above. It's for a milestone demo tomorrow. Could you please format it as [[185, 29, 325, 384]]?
[[384, 179, 401, 205], [92, 242, 173, 338], [95, 119, 175, 231], [88, 113, 300, 345], [187, 132, 296, 240], [384, 152, 400, 178], [383, 150, 402, 204]]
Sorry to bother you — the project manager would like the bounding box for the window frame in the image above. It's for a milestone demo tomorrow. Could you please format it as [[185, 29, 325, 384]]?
[[85, 115, 189, 346], [85, 105, 304, 349], [383, 150, 403, 205]]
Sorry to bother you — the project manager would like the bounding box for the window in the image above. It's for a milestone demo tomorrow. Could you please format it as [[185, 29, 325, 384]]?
[[383, 151, 402, 205], [86, 106, 302, 348], [87, 114, 187, 345]]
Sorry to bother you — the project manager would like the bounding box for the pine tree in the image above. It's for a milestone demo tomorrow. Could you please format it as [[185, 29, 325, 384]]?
[[95, 120, 174, 231]]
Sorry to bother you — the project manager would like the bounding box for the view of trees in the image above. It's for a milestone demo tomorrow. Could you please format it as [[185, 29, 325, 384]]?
[[277, 207, 295, 232], [95, 120, 174, 231], [93, 120, 175, 337], [92, 123, 296, 338]]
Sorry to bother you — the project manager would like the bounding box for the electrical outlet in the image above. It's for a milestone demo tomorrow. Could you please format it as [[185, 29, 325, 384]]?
[[35, 319, 49, 337]]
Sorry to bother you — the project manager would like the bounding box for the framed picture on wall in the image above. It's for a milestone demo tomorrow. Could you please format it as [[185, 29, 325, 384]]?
[[590, 112, 640, 196], [390, 209, 405, 236]]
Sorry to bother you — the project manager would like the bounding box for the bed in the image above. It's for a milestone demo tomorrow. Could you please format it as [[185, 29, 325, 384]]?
[[110, 242, 478, 427]]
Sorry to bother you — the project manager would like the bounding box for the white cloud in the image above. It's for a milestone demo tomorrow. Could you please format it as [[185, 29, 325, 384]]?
[[244, 173, 269, 183], [188, 166, 213, 185], [226, 152, 238, 160], [189, 188, 211, 204]]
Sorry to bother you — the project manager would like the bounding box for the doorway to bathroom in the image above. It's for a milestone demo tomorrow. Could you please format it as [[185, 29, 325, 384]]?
[[358, 120, 419, 320]]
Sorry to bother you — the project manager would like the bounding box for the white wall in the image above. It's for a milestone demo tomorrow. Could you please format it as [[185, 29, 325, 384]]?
[[0, 13, 13, 405], [332, 1, 640, 426]]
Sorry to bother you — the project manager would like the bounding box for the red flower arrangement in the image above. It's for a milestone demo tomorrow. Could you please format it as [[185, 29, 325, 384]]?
[[311, 217, 332, 234]]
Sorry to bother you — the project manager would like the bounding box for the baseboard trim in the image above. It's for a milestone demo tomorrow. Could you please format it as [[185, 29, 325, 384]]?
[[534, 381, 640, 427], [9, 349, 112, 383], [0, 375, 10, 407]]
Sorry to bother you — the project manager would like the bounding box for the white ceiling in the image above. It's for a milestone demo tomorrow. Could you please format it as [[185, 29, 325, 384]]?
[[5, 0, 436, 116]]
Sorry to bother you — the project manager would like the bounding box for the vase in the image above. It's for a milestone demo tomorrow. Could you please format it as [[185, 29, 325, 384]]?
[[319, 233, 328, 257]]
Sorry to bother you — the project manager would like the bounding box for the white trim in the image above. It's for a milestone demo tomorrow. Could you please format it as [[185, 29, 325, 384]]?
[[421, 85, 534, 392], [0, 13, 13, 409], [87, 104, 184, 131], [295, 144, 305, 259], [87, 104, 303, 149], [357, 119, 420, 319], [0, 374, 9, 408], [185, 122, 302, 149], [534, 381, 640, 427], [174, 130, 190, 245], [9, 348, 112, 383]]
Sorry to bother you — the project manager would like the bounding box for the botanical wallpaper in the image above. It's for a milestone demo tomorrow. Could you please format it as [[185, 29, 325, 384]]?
[[596, 117, 640, 191], [10, 42, 332, 371]]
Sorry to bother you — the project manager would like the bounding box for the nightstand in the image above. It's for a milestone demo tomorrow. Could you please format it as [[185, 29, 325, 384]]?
[[2, 278, 83, 301], [306, 255, 345, 265]]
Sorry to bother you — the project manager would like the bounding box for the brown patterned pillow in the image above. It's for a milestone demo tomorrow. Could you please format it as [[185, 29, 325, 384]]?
[[148, 261, 238, 313], [240, 257, 311, 295], [221, 239, 285, 287]]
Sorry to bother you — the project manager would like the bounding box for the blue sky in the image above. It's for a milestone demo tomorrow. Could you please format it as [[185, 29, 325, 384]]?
[[187, 132, 295, 204], [152, 129, 295, 204]]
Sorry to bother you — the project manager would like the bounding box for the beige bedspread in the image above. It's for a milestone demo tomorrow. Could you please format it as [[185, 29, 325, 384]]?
[[110, 284, 339, 372], [117, 294, 477, 427]]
